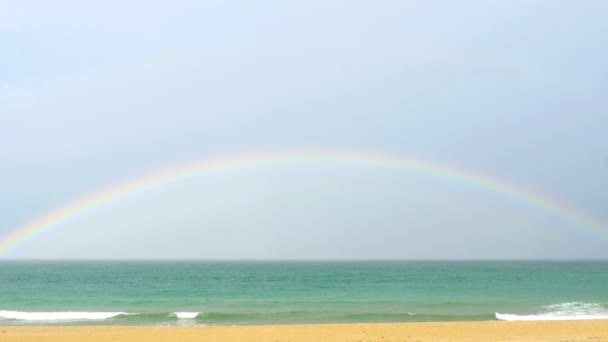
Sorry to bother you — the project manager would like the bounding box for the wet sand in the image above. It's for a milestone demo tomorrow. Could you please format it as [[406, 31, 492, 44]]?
[[1, 320, 608, 341]]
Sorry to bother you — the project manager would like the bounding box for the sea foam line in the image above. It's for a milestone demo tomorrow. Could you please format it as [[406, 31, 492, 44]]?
[[495, 313, 608, 321], [496, 302, 608, 321], [172, 312, 200, 319], [0, 311, 128, 321]]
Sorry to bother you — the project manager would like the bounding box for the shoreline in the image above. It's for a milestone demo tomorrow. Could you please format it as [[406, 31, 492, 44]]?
[[2, 320, 608, 341]]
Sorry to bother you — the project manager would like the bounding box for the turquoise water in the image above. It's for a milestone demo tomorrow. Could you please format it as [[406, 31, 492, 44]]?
[[1, 261, 608, 325]]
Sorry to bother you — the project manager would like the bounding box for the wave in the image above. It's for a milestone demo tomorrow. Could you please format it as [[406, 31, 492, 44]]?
[[6, 303, 605, 325], [172, 312, 200, 319], [496, 302, 608, 321], [0, 311, 129, 321]]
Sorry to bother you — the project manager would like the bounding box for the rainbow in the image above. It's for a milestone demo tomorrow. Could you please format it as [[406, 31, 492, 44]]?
[[1, 149, 606, 256]]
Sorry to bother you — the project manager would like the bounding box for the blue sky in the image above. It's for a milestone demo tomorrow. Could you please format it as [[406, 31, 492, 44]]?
[[1, 0, 608, 259]]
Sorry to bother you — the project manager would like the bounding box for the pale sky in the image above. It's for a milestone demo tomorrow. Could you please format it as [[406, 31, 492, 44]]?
[[1, 0, 608, 259]]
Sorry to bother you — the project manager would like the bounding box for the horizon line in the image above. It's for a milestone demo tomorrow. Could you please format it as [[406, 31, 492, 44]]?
[[2, 258, 608, 262]]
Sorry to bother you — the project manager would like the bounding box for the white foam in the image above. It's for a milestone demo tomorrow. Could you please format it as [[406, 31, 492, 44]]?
[[495, 313, 608, 321], [0, 311, 127, 321], [496, 302, 608, 321], [173, 312, 199, 319]]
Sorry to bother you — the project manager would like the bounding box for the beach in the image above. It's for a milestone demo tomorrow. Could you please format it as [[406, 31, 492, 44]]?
[[2, 320, 608, 341]]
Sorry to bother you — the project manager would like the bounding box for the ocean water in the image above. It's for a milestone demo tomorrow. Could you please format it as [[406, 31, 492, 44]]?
[[1, 261, 607, 326]]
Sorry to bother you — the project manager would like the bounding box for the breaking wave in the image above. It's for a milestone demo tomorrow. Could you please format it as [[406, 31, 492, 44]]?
[[172, 312, 200, 319], [0, 311, 129, 321], [496, 302, 608, 321]]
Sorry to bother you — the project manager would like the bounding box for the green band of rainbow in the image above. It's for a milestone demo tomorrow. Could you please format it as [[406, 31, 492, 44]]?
[[1, 149, 606, 256]]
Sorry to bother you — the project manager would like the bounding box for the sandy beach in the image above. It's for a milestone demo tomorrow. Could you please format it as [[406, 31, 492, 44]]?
[[1, 320, 608, 341]]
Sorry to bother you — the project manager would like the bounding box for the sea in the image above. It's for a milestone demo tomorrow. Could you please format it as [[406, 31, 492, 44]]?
[[1, 261, 607, 326]]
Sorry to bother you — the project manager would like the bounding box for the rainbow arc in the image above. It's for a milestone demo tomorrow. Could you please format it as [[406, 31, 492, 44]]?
[[1, 149, 606, 256]]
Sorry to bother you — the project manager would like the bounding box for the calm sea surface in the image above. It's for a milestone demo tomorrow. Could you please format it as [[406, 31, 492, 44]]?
[[1, 261, 607, 325]]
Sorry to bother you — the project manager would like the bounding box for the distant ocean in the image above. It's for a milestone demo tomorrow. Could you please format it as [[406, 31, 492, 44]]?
[[1, 261, 607, 326]]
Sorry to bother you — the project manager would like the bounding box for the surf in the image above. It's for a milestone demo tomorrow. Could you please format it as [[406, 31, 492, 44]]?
[[0, 311, 129, 321], [496, 302, 608, 321]]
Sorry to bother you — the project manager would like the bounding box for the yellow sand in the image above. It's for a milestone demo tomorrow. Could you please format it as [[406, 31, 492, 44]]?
[[1, 320, 608, 341]]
